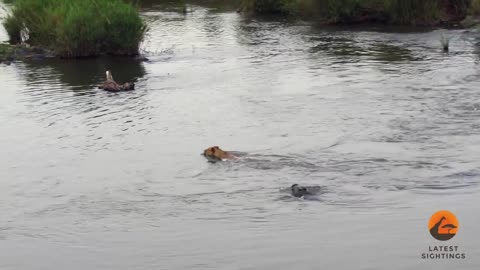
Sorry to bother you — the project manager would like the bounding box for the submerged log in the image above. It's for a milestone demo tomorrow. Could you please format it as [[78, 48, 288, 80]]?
[[98, 70, 135, 92]]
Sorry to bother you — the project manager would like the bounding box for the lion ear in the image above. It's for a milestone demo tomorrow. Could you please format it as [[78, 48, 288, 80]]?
[[213, 146, 219, 148], [211, 147, 216, 153]]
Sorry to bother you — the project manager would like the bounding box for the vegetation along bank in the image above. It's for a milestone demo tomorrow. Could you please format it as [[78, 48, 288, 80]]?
[[2, 0, 146, 58]]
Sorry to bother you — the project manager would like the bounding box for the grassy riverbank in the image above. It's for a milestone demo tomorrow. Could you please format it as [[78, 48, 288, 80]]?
[[3, 0, 146, 58], [241, 0, 470, 25]]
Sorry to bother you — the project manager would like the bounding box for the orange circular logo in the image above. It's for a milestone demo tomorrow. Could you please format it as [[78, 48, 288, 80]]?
[[428, 210, 459, 241]]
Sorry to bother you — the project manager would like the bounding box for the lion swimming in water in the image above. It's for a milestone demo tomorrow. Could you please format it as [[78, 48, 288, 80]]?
[[203, 146, 236, 161]]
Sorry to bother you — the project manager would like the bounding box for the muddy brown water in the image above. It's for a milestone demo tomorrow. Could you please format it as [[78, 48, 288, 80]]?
[[1, 3, 480, 270]]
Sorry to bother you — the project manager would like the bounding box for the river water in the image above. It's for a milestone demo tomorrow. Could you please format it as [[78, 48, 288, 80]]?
[[1, 3, 479, 270]]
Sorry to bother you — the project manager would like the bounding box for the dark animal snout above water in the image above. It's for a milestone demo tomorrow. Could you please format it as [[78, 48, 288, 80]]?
[[290, 184, 322, 198], [98, 70, 135, 92], [291, 184, 310, 197]]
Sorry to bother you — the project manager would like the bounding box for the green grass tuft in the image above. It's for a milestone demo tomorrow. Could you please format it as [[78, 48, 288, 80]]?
[[0, 42, 13, 55], [3, 0, 147, 58], [385, 0, 439, 24], [468, 0, 480, 15]]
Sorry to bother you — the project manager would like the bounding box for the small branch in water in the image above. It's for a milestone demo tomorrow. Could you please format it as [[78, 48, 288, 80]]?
[[440, 34, 450, 52]]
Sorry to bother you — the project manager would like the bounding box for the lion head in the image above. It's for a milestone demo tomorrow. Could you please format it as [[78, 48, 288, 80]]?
[[203, 146, 233, 161]]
